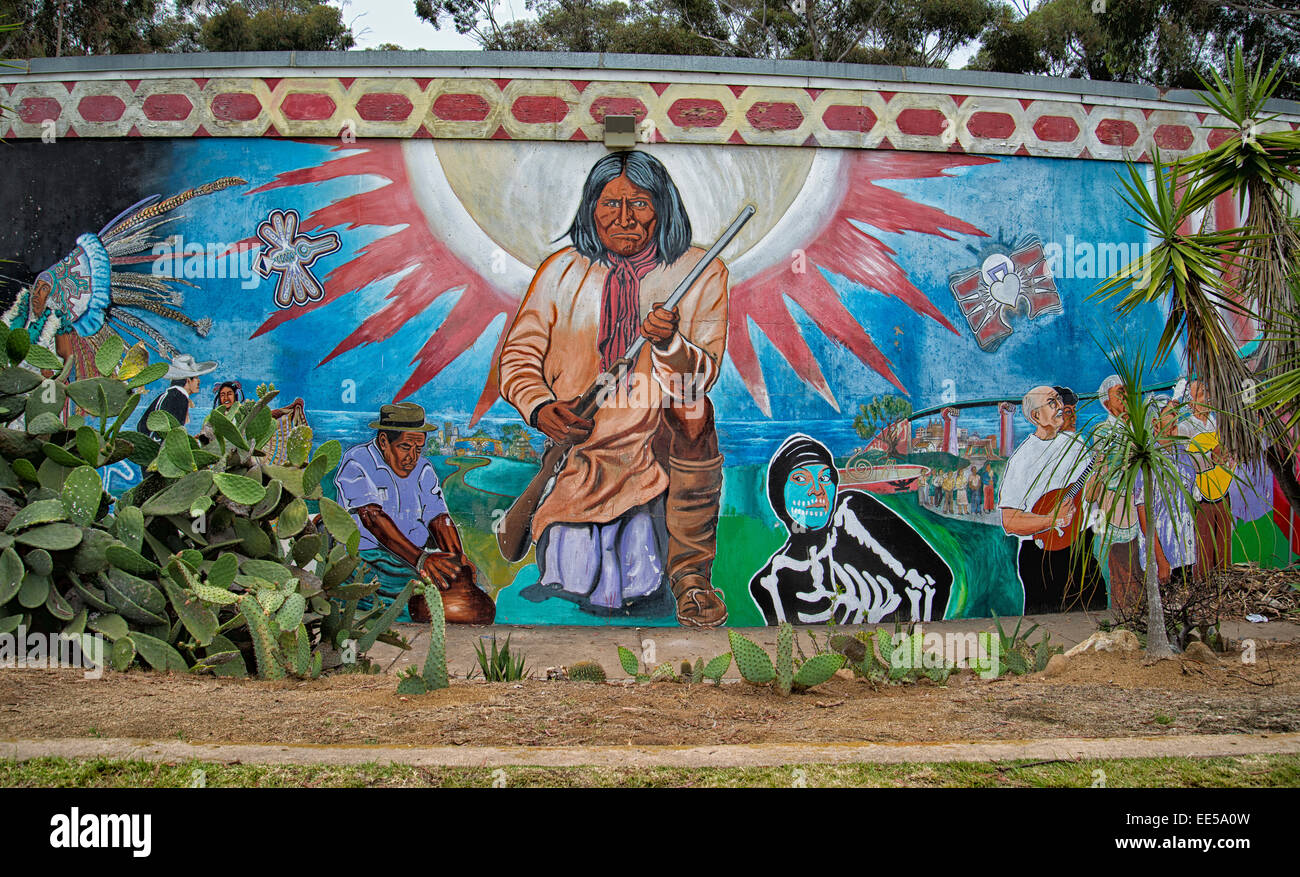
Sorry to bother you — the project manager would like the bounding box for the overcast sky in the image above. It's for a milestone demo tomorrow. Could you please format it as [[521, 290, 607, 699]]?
[[343, 0, 527, 50], [340, 0, 983, 64]]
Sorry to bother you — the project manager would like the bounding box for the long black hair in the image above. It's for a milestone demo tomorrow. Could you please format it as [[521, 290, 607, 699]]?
[[565, 150, 692, 267], [213, 380, 243, 408]]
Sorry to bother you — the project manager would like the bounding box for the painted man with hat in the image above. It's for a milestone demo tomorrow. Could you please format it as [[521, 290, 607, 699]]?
[[137, 353, 218, 439], [333, 402, 495, 625]]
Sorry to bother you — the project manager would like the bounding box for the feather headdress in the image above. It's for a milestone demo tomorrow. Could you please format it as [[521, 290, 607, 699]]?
[[9, 177, 244, 373]]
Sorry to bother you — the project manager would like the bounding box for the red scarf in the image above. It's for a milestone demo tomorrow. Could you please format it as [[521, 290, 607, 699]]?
[[597, 243, 658, 372]]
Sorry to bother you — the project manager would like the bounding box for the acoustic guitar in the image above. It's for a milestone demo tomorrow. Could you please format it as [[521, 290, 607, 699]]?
[[1030, 454, 1099, 552]]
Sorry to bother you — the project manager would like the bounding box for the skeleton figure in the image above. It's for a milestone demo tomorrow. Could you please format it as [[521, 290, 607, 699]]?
[[748, 434, 954, 626], [2, 178, 244, 376]]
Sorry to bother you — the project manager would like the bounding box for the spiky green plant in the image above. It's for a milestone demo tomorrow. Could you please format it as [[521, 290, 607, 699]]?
[[726, 628, 842, 693], [1098, 49, 1300, 510], [1065, 339, 1203, 659], [474, 632, 528, 682], [0, 327, 408, 678], [567, 660, 606, 683]]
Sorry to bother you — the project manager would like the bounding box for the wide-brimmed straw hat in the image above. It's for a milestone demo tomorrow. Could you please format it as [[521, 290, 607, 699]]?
[[164, 353, 218, 380], [368, 401, 436, 432]]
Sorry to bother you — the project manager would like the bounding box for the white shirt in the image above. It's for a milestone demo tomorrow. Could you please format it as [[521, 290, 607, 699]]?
[[998, 432, 1090, 538]]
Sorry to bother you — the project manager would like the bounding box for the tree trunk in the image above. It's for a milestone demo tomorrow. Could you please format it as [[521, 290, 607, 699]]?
[[1142, 466, 1175, 657], [806, 4, 821, 61]]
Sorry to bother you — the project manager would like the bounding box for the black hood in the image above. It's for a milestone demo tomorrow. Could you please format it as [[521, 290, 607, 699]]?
[[766, 433, 839, 530]]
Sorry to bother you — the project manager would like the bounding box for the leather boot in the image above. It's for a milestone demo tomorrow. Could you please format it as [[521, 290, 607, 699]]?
[[665, 453, 727, 627]]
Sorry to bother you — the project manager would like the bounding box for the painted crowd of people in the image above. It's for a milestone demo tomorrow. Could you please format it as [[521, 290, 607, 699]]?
[[919, 462, 1000, 517]]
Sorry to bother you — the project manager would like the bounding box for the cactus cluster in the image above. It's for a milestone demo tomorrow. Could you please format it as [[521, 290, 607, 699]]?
[[831, 627, 960, 684], [613, 644, 731, 685], [0, 327, 408, 678], [728, 626, 844, 695]]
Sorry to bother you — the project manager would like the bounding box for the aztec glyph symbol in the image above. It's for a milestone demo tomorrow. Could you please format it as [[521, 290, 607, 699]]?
[[254, 208, 341, 308], [948, 235, 1062, 352]]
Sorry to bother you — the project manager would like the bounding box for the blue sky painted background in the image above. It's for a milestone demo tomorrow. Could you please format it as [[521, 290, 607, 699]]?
[[148, 139, 1172, 465]]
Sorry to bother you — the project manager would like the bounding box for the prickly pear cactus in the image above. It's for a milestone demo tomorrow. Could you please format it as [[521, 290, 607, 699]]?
[[397, 666, 429, 695], [422, 585, 449, 690], [792, 653, 845, 690], [775, 622, 793, 696], [703, 652, 731, 684], [567, 660, 606, 683], [617, 645, 640, 677], [728, 630, 774, 685]]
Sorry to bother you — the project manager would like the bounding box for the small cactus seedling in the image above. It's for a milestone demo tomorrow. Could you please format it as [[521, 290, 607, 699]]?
[[396, 665, 428, 695], [567, 660, 607, 683]]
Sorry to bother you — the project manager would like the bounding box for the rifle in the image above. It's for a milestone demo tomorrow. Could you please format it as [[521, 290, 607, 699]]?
[[495, 204, 757, 562]]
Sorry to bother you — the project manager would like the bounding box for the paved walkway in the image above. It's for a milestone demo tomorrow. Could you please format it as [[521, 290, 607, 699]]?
[[369, 612, 1300, 678], [4, 733, 1297, 768]]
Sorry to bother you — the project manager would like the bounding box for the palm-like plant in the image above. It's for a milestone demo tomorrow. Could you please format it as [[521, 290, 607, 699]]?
[[1096, 152, 1252, 456], [1099, 48, 1300, 513], [1177, 49, 1300, 504], [1073, 340, 1197, 659]]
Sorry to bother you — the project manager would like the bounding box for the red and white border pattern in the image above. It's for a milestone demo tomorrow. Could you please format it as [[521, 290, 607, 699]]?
[[3, 75, 1296, 159]]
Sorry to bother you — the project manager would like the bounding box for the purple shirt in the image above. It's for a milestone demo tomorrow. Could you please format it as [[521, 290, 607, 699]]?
[[333, 439, 450, 552]]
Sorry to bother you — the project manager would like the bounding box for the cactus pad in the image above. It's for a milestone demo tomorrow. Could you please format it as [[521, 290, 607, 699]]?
[[727, 630, 774, 684], [791, 653, 845, 690], [616, 645, 640, 676]]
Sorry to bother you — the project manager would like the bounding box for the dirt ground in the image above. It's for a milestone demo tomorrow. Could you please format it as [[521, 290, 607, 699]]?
[[2, 643, 1297, 747]]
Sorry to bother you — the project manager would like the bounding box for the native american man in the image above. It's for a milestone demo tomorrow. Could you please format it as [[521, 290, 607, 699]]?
[[499, 150, 728, 626]]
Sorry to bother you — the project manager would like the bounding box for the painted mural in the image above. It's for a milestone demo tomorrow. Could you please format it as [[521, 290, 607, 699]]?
[[2, 134, 1295, 628]]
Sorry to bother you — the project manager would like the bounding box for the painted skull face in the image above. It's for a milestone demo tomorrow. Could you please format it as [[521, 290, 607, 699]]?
[[785, 463, 835, 531]]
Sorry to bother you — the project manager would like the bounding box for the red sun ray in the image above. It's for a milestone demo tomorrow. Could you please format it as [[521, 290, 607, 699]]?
[[252, 143, 993, 424], [244, 140, 515, 424], [728, 151, 994, 415]]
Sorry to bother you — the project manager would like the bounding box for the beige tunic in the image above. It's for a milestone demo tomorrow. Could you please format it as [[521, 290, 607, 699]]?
[[499, 245, 728, 540]]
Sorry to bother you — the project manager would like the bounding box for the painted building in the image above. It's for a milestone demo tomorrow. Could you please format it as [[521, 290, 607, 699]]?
[[2, 51, 1296, 628]]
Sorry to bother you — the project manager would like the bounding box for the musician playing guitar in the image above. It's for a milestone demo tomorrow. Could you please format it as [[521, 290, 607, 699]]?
[[998, 385, 1106, 613]]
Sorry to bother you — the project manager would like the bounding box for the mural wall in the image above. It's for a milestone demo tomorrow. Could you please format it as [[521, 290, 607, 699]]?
[[3, 63, 1297, 628]]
